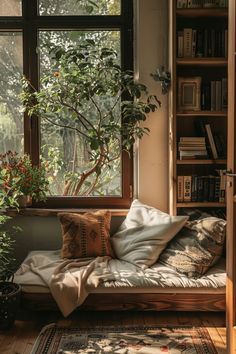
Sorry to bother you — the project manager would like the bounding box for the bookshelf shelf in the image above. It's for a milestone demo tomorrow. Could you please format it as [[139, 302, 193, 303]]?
[[176, 111, 227, 117], [176, 159, 227, 165], [170, 0, 228, 215], [176, 58, 227, 66], [177, 202, 226, 208], [176, 9, 228, 18]]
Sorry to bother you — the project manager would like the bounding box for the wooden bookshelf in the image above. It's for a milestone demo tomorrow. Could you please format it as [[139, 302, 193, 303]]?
[[176, 159, 227, 165], [176, 8, 228, 18], [176, 111, 227, 117], [176, 58, 227, 66], [169, 1, 228, 215], [177, 202, 226, 208]]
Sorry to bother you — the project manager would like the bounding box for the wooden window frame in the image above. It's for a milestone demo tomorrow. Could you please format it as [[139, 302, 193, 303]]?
[[0, 0, 134, 209]]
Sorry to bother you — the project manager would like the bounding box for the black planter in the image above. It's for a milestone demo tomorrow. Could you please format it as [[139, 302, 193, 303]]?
[[0, 282, 21, 330]]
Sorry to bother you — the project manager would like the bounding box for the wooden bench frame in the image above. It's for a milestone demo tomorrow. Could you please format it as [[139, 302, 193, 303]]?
[[21, 292, 226, 312]]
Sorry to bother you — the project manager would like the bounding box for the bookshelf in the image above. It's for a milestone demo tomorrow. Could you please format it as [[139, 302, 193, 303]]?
[[169, 0, 228, 215]]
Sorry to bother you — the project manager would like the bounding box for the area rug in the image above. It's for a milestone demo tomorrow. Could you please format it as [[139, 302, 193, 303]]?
[[31, 324, 218, 354]]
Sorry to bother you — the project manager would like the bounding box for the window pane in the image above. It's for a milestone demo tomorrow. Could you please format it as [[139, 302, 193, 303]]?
[[0, 32, 23, 154], [39, 0, 120, 16], [39, 31, 122, 197], [0, 0, 22, 16]]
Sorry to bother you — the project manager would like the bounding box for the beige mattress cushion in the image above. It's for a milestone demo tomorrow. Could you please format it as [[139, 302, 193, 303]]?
[[14, 250, 226, 295]]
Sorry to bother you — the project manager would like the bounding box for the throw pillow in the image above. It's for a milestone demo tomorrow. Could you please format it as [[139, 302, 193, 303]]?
[[159, 217, 226, 278], [111, 199, 188, 269], [58, 210, 114, 259]]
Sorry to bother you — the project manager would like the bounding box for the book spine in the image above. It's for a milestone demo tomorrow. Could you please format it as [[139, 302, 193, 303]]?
[[205, 123, 218, 159], [208, 176, 215, 202], [191, 175, 198, 202], [196, 29, 204, 57], [192, 29, 197, 57], [203, 0, 217, 7], [202, 176, 209, 202], [214, 176, 221, 201], [210, 80, 216, 111], [221, 78, 228, 109], [215, 80, 222, 111], [177, 31, 184, 57], [177, 176, 184, 202], [197, 176, 204, 201], [219, 170, 226, 202], [183, 28, 193, 57], [183, 176, 192, 202], [177, 0, 183, 8]]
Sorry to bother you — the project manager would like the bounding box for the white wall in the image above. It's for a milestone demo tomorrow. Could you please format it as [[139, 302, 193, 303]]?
[[135, 0, 169, 212]]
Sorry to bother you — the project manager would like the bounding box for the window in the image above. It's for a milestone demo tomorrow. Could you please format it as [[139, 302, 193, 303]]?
[[0, 0, 133, 208]]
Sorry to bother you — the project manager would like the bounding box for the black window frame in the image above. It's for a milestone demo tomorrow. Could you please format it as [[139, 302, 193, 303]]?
[[0, 0, 134, 209]]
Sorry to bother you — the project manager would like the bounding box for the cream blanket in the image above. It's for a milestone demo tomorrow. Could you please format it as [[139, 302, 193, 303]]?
[[15, 253, 114, 317]]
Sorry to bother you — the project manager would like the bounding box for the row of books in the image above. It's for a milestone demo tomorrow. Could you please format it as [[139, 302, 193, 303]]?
[[179, 126, 226, 161], [195, 121, 227, 159], [201, 78, 228, 111], [177, 171, 226, 203], [177, 28, 228, 58], [178, 136, 208, 160], [177, 0, 228, 8], [177, 76, 228, 112]]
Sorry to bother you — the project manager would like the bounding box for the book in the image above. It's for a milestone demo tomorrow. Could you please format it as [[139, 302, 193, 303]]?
[[201, 83, 211, 110], [177, 31, 184, 57], [210, 81, 216, 111], [215, 80, 222, 111], [218, 169, 226, 202], [180, 137, 205, 142], [221, 78, 227, 109], [183, 28, 193, 57], [214, 133, 227, 158], [187, 0, 202, 8], [177, 176, 184, 202], [196, 29, 204, 57], [214, 176, 221, 201], [191, 175, 198, 202], [202, 176, 209, 201], [205, 123, 218, 159], [177, 0, 188, 7], [192, 29, 197, 57], [183, 176, 192, 201], [203, 0, 218, 7], [208, 176, 216, 201], [197, 176, 204, 201]]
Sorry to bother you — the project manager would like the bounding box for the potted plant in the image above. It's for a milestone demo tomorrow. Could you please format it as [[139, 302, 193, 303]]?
[[0, 151, 49, 208], [0, 152, 49, 328], [20, 39, 161, 196], [0, 214, 21, 329]]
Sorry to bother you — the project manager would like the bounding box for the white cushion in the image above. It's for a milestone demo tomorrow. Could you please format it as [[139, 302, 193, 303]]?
[[111, 200, 188, 269]]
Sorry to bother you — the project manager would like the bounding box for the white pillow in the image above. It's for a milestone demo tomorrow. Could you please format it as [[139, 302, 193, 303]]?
[[111, 199, 188, 269]]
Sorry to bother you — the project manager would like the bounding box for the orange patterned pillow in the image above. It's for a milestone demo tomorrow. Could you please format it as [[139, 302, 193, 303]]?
[[58, 210, 113, 258]]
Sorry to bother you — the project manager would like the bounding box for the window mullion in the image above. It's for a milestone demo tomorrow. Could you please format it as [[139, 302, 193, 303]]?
[[23, 0, 40, 164]]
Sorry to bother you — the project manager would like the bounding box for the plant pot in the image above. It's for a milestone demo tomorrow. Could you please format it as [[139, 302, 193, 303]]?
[[17, 195, 32, 208], [0, 282, 21, 329]]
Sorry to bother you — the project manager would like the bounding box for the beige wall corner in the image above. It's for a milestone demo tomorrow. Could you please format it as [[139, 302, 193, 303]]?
[[134, 0, 169, 211]]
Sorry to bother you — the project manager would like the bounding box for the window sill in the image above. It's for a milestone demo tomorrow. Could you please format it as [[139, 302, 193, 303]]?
[[5, 208, 129, 217]]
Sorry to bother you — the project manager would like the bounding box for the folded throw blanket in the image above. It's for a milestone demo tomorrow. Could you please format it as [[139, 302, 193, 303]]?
[[15, 253, 114, 317], [49, 256, 114, 316]]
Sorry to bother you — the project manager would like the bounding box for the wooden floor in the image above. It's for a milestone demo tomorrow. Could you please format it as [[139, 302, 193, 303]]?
[[0, 308, 226, 354]]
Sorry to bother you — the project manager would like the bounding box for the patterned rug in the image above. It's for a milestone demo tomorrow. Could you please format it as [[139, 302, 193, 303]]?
[[31, 324, 219, 354]]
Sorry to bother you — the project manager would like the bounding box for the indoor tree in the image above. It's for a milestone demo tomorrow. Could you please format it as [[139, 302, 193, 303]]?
[[21, 39, 161, 196]]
